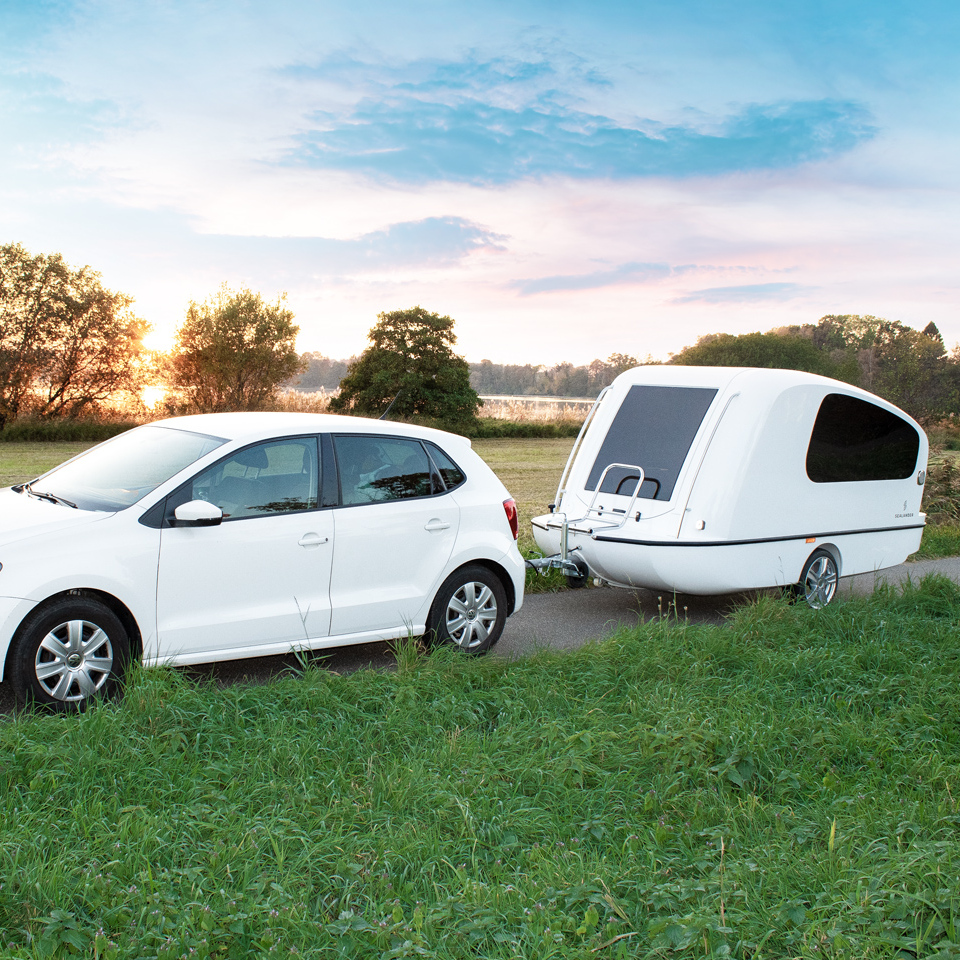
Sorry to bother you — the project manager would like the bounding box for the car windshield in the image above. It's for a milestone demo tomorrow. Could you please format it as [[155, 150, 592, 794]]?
[[28, 425, 226, 512]]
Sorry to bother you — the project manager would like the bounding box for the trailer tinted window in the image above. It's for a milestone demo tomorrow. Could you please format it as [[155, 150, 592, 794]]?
[[586, 385, 717, 500], [806, 394, 919, 483]]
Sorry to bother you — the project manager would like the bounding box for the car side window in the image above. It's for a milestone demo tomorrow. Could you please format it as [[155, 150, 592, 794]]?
[[425, 441, 466, 490], [334, 435, 434, 504], [189, 437, 319, 519]]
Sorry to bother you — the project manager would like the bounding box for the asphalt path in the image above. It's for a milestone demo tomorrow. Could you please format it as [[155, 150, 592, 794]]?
[[497, 554, 960, 656], [2, 555, 959, 712]]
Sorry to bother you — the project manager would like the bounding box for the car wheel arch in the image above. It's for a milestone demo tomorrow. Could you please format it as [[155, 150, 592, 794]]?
[[811, 543, 842, 579], [5, 588, 143, 678], [447, 559, 516, 616]]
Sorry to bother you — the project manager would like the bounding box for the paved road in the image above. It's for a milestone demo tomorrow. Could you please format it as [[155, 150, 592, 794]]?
[[498, 554, 960, 656], [3, 556, 959, 712]]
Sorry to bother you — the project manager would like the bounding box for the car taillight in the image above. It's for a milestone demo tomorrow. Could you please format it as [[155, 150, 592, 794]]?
[[502, 498, 519, 540]]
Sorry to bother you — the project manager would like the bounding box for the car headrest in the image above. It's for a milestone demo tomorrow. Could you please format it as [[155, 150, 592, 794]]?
[[234, 446, 269, 469]]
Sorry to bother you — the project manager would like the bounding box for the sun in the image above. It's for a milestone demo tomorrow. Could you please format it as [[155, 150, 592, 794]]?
[[142, 329, 175, 353]]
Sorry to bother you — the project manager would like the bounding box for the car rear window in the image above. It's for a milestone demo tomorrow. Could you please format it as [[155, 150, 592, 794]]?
[[425, 442, 466, 490]]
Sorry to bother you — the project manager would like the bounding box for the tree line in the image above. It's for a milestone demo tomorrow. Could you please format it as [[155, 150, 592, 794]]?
[[3, 242, 959, 430], [0, 244, 481, 425], [297, 318, 960, 426], [669, 317, 957, 423], [292, 353, 643, 398]]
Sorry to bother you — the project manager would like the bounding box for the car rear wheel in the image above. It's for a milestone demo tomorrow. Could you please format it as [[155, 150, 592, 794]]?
[[9, 596, 131, 710], [427, 565, 507, 654]]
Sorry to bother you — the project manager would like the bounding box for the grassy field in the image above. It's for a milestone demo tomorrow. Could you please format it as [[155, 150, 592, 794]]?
[[472, 437, 572, 555], [2, 579, 960, 957], [0, 442, 93, 489]]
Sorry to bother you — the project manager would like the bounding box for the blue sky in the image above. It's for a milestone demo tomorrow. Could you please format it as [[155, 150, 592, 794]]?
[[2, 0, 959, 365]]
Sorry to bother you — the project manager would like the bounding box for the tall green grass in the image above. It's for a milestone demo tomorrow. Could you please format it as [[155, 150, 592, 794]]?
[[2, 577, 959, 957]]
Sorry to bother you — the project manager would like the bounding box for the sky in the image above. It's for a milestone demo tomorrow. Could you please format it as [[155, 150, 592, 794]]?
[[2, 0, 959, 366]]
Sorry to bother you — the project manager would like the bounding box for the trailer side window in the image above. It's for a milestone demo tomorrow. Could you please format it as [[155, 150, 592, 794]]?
[[586, 385, 717, 500], [806, 394, 919, 483]]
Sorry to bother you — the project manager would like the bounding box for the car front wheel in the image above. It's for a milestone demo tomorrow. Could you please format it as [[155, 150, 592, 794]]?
[[9, 596, 131, 710], [427, 565, 507, 654]]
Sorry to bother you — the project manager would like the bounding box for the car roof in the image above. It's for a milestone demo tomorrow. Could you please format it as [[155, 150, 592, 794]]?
[[147, 412, 472, 449]]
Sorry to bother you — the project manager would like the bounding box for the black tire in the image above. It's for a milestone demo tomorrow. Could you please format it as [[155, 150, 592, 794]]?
[[564, 556, 590, 589], [9, 596, 131, 711], [794, 549, 839, 609], [426, 565, 508, 655]]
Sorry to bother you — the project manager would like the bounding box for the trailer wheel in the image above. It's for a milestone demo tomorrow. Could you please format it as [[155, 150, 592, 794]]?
[[564, 556, 590, 589], [794, 549, 838, 609]]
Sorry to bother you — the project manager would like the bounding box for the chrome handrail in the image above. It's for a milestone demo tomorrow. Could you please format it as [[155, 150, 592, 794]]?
[[553, 385, 611, 508], [585, 462, 646, 525]]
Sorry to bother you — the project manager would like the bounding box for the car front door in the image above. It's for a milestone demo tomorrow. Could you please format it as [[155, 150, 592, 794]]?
[[328, 434, 460, 636], [155, 435, 334, 660]]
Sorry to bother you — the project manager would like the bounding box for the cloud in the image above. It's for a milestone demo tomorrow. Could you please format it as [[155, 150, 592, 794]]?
[[285, 52, 877, 185], [0, 73, 125, 160], [280, 52, 607, 98], [202, 215, 506, 276], [514, 261, 672, 295], [672, 282, 808, 304]]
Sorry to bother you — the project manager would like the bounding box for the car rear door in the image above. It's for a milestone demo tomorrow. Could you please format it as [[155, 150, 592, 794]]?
[[327, 434, 460, 636]]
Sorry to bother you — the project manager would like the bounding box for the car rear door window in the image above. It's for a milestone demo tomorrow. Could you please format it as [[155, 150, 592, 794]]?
[[334, 436, 434, 504]]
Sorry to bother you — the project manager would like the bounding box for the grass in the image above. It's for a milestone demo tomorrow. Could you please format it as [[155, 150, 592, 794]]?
[[472, 437, 577, 593], [912, 523, 960, 559], [471, 437, 572, 556], [0, 443, 97, 488], [2, 577, 960, 957], [0, 420, 136, 443]]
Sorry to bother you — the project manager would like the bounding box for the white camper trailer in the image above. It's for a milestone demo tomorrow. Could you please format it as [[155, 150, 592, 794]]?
[[530, 366, 929, 607]]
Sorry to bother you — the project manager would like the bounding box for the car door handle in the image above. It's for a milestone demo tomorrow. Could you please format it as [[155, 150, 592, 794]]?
[[424, 519, 451, 532], [298, 533, 330, 547]]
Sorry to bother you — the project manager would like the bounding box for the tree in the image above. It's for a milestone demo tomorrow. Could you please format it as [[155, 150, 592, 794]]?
[[606, 353, 640, 377], [670, 330, 842, 378], [289, 352, 352, 392], [0, 243, 149, 425], [330, 306, 480, 423], [667, 315, 957, 422], [923, 321, 944, 343], [815, 315, 951, 420], [167, 285, 304, 412]]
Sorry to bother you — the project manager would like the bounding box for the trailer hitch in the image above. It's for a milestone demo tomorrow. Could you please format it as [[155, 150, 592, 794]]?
[[525, 552, 588, 578], [525, 514, 589, 579]]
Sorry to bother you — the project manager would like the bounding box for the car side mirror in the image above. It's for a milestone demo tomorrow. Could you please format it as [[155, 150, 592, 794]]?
[[174, 499, 223, 527]]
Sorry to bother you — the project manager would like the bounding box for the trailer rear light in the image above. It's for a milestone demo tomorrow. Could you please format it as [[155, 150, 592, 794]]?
[[502, 498, 519, 540]]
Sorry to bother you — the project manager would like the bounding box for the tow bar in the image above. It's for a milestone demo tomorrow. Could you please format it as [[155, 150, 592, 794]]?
[[525, 516, 588, 578]]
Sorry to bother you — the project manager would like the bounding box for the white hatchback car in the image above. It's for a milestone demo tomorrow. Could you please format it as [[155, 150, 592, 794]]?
[[0, 413, 525, 709]]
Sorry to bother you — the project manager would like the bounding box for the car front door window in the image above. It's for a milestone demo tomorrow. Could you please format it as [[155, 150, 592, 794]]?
[[190, 437, 319, 518]]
